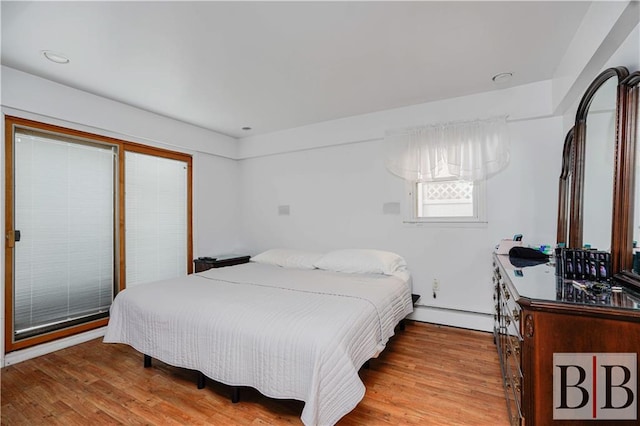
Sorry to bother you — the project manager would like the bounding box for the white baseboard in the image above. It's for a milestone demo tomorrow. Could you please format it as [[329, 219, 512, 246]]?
[[407, 304, 494, 332], [3, 327, 106, 367]]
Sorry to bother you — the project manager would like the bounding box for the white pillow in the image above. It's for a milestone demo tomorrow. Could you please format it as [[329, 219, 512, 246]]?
[[314, 249, 407, 275], [251, 249, 323, 270]]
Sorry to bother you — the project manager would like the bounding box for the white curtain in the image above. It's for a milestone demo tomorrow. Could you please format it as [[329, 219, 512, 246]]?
[[384, 116, 510, 182]]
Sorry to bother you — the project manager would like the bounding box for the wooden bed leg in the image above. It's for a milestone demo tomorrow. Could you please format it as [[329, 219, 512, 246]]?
[[143, 354, 152, 368], [197, 372, 206, 389], [399, 319, 406, 331], [231, 387, 240, 403]]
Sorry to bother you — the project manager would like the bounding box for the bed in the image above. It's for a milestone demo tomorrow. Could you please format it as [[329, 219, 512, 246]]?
[[103, 249, 413, 426]]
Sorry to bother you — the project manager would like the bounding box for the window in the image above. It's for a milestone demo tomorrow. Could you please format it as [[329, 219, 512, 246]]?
[[409, 178, 486, 223], [125, 151, 188, 287], [384, 116, 506, 225], [5, 116, 192, 351]]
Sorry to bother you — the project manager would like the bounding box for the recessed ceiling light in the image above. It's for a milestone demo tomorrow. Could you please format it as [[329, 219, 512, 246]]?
[[492, 72, 513, 83], [241, 126, 252, 131], [42, 50, 70, 64]]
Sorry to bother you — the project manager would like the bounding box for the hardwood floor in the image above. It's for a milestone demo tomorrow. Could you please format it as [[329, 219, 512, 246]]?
[[1, 321, 509, 425]]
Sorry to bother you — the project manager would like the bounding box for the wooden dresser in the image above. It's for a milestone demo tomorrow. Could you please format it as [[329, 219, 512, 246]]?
[[493, 253, 640, 425]]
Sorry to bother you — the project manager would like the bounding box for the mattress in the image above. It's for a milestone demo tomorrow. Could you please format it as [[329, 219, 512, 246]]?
[[104, 262, 413, 425]]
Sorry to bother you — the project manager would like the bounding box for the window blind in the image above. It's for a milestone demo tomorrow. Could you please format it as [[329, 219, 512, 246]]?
[[125, 151, 188, 287], [13, 130, 115, 338]]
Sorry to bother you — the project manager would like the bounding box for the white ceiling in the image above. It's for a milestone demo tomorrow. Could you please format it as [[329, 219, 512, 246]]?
[[2, 1, 592, 138]]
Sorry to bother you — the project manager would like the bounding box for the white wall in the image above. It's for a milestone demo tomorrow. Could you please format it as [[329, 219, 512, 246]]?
[[234, 9, 639, 332], [193, 152, 242, 256], [237, 83, 564, 331], [553, 1, 639, 118], [560, 20, 640, 132], [1, 67, 238, 158], [238, 80, 553, 159], [1, 66, 242, 366]]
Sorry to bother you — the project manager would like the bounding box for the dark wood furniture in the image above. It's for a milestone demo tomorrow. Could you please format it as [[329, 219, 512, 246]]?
[[193, 254, 250, 272], [493, 253, 640, 425], [493, 256, 523, 424], [565, 67, 628, 252], [557, 67, 640, 284], [617, 71, 640, 278]]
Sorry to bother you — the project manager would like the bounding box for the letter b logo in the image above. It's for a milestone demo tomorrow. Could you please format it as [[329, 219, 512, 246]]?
[[553, 353, 637, 420]]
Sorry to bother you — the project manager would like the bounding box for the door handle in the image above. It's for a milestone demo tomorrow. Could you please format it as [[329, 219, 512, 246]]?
[[6, 230, 20, 248]]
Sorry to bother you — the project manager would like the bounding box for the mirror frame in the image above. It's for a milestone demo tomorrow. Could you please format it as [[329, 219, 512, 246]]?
[[566, 66, 629, 251], [614, 70, 640, 286], [557, 128, 574, 246]]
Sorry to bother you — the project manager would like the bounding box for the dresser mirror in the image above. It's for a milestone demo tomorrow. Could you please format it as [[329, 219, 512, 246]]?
[[615, 71, 640, 283], [557, 67, 640, 284], [630, 73, 640, 265], [564, 67, 628, 251], [581, 76, 618, 250], [556, 128, 573, 246]]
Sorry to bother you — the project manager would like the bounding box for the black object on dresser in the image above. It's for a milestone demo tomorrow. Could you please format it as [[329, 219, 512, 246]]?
[[193, 254, 251, 273]]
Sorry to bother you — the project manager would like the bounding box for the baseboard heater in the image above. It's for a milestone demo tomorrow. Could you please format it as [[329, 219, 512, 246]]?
[[414, 303, 492, 317]]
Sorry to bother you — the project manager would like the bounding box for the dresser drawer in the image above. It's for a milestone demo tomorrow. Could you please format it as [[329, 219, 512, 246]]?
[[493, 254, 523, 426]]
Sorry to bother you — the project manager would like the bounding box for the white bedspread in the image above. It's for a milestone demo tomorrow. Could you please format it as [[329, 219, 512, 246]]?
[[104, 262, 413, 425]]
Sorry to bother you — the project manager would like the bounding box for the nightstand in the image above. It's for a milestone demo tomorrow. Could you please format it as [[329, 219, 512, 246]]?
[[193, 254, 251, 272]]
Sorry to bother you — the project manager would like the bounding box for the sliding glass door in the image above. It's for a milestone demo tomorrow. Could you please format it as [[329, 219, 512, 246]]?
[[11, 129, 116, 341], [125, 151, 188, 287], [5, 116, 193, 352]]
